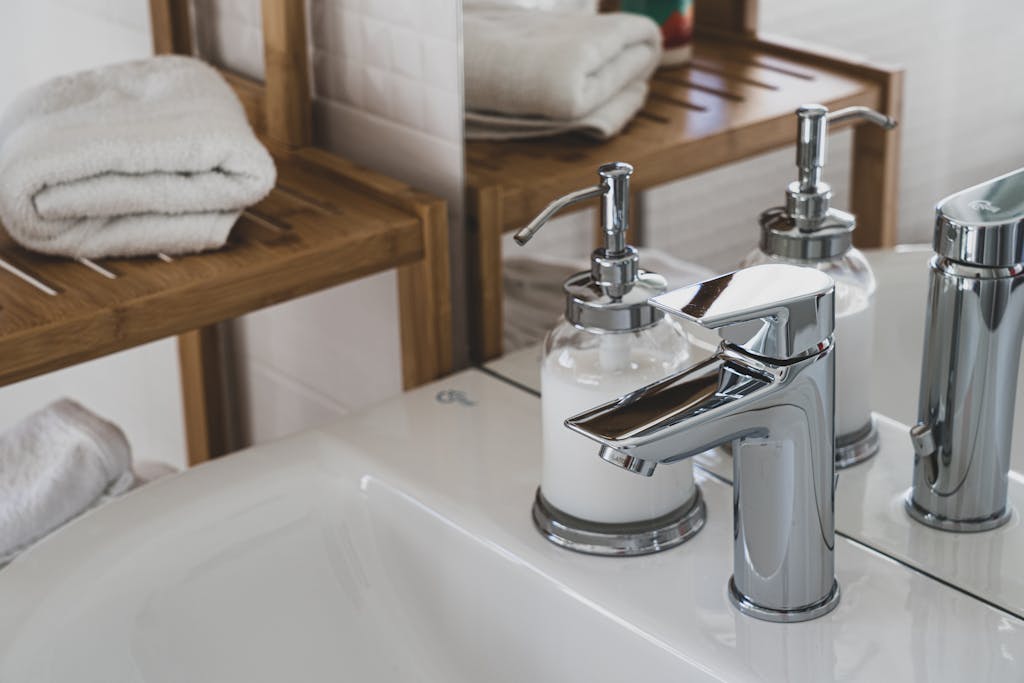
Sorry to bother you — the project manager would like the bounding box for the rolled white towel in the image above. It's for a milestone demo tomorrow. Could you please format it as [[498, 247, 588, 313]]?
[[0, 55, 276, 259], [464, 8, 661, 132], [0, 399, 134, 562]]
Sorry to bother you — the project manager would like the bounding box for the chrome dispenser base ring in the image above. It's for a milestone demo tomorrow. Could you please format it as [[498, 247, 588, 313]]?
[[835, 418, 880, 469], [729, 578, 840, 623], [903, 490, 1013, 532], [531, 487, 706, 557]]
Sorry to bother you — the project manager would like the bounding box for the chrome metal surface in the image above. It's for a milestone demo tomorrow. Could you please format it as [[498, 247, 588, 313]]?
[[531, 487, 706, 556], [835, 417, 879, 469], [567, 263, 839, 622], [649, 263, 834, 361], [513, 185, 604, 247], [515, 162, 670, 332], [910, 181, 1024, 530], [562, 268, 666, 333], [759, 207, 853, 261], [762, 104, 897, 259], [933, 167, 1024, 268], [904, 490, 1013, 533], [729, 578, 841, 624]]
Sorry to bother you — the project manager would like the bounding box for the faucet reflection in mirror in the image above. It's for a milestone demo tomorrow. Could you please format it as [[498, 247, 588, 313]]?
[[909, 167, 1024, 532], [568, 263, 840, 623]]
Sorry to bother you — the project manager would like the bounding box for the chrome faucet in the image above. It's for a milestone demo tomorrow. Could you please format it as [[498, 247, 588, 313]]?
[[908, 167, 1024, 532], [566, 263, 840, 623]]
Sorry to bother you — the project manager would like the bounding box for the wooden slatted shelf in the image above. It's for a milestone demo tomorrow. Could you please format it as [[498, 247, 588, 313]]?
[[466, 28, 902, 361], [0, 0, 454, 466], [0, 146, 430, 387]]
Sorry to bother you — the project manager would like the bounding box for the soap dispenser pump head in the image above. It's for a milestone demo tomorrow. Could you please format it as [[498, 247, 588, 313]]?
[[761, 104, 897, 260], [514, 162, 668, 333]]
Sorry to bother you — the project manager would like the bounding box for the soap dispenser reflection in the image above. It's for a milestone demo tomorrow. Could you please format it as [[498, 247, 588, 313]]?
[[515, 162, 704, 556], [741, 104, 897, 468]]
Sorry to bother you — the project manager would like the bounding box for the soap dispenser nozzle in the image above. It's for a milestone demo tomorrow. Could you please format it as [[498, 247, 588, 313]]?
[[789, 105, 897, 231], [760, 104, 897, 260], [515, 161, 632, 256], [515, 162, 669, 333]]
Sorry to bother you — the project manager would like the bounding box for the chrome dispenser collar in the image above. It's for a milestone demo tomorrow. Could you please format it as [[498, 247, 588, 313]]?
[[761, 105, 897, 260], [515, 162, 666, 332]]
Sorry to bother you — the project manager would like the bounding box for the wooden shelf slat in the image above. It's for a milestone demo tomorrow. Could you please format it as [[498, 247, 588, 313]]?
[[0, 149, 426, 387], [466, 32, 902, 361]]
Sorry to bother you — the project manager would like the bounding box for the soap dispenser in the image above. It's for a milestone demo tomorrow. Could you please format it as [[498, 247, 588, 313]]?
[[515, 162, 704, 556], [741, 104, 897, 468]]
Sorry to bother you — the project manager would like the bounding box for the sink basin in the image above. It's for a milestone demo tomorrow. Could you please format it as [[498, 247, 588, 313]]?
[[2, 369, 1023, 681]]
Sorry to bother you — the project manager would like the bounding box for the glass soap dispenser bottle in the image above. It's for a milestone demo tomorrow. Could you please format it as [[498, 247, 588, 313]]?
[[515, 162, 705, 555], [741, 104, 897, 468]]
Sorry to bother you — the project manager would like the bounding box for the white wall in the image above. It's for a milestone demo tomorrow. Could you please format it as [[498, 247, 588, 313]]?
[[0, 0, 187, 469]]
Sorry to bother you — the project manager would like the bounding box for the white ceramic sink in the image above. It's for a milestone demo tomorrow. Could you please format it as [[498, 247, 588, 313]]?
[[2, 368, 1024, 681]]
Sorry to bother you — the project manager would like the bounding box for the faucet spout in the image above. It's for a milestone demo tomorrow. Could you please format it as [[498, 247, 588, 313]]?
[[567, 347, 778, 475], [566, 263, 840, 622]]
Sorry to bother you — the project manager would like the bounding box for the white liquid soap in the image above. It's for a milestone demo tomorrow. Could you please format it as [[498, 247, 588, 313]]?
[[516, 161, 706, 550], [833, 282, 875, 438], [540, 332, 696, 524]]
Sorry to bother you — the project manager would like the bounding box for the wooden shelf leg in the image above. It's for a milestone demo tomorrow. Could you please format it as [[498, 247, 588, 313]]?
[[468, 187, 505, 363], [178, 326, 232, 465], [397, 200, 454, 388], [851, 72, 903, 248], [149, 0, 193, 55]]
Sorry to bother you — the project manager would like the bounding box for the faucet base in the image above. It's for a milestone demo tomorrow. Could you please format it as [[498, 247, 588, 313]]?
[[903, 490, 1013, 532], [729, 577, 840, 623], [531, 487, 705, 557], [835, 417, 879, 469]]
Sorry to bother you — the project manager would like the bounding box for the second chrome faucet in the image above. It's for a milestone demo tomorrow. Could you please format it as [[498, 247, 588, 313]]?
[[566, 263, 840, 623]]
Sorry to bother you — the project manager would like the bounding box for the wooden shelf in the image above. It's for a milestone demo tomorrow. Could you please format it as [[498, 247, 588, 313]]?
[[0, 1, 455, 466], [466, 30, 902, 360], [0, 146, 441, 388]]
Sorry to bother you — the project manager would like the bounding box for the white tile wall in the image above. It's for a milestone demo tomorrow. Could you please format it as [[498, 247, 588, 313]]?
[[197, 0, 465, 446], [0, 0, 187, 469]]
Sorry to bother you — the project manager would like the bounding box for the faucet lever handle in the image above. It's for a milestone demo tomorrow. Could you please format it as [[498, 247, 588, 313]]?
[[650, 263, 835, 360]]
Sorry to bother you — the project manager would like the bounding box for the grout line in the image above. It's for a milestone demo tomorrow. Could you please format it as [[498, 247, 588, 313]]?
[[0, 257, 58, 296]]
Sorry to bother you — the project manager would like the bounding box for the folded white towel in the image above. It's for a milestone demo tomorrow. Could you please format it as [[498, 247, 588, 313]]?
[[463, 8, 661, 139], [465, 80, 649, 140], [0, 55, 276, 258], [0, 399, 134, 562]]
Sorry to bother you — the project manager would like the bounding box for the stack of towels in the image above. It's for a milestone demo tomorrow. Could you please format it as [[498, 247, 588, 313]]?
[[0, 399, 168, 563], [464, 8, 663, 140], [0, 55, 276, 259]]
